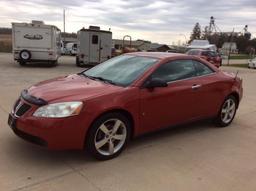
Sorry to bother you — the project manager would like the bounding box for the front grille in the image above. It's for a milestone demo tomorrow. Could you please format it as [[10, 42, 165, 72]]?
[[13, 99, 20, 111], [15, 101, 31, 117]]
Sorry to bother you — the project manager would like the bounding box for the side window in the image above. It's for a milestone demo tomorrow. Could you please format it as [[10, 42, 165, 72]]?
[[209, 51, 217, 57], [151, 60, 197, 83], [92, 35, 98, 44], [193, 61, 214, 76], [201, 51, 209, 56]]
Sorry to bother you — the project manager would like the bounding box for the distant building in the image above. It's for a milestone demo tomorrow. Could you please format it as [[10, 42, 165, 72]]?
[[148, 43, 171, 52], [221, 42, 238, 54], [61, 37, 77, 45], [113, 39, 151, 51]]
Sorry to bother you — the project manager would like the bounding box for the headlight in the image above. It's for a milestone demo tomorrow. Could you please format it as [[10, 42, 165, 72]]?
[[33, 102, 83, 118]]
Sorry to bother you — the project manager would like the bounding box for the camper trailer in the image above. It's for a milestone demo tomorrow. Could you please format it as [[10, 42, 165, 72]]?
[[12, 21, 61, 66], [76, 26, 112, 67]]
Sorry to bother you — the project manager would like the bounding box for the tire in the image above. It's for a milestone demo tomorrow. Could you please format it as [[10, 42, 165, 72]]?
[[51, 60, 58, 67], [18, 61, 26, 66], [215, 95, 238, 127], [19, 50, 31, 62], [76, 56, 81, 67], [86, 112, 131, 160]]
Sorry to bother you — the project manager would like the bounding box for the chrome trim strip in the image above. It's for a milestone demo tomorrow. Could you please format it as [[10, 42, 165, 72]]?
[[167, 72, 216, 85]]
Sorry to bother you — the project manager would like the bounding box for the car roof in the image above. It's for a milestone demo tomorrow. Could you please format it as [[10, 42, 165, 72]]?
[[126, 52, 185, 60]]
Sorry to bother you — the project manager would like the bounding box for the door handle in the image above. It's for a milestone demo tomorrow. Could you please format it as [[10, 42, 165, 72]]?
[[192, 84, 202, 90]]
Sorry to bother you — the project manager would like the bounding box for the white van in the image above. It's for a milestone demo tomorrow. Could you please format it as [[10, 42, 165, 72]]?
[[66, 42, 78, 56], [12, 20, 61, 66], [76, 26, 112, 67]]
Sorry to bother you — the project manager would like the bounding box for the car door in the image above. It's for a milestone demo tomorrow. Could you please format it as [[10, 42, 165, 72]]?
[[190, 60, 223, 117], [139, 59, 203, 133], [89, 33, 100, 63]]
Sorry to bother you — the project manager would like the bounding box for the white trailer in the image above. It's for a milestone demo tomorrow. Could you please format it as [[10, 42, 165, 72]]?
[[12, 21, 61, 66], [76, 26, 112, 67]]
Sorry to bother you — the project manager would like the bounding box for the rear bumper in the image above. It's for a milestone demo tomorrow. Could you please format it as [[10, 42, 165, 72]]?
[[76, 56, 99, 66], [13, 50, 59, 62], [15, 59, 58, 62]]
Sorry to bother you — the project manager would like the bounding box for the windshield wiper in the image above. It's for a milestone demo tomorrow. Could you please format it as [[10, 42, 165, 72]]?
[[80, 73, 117, 85], [91, 76, 117, 85]]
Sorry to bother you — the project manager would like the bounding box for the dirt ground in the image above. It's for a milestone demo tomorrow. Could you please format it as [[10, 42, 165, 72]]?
[[0, 53, 256, 191]]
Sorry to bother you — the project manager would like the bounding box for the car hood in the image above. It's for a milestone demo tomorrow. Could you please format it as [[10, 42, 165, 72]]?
[[27, 74, 123, 102]]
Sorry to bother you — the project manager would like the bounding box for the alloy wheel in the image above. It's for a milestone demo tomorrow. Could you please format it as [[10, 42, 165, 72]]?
[[21, 52, 30, 60], [221, 98, 236, 124], [94, 119, 127, 156]]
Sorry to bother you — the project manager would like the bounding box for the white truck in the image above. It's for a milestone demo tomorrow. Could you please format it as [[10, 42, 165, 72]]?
[[12, 20, 61, 66], [76, 26, 112, 67]]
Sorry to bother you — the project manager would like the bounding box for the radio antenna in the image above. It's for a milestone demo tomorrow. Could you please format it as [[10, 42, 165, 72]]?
[[234, 70, 239, 81]]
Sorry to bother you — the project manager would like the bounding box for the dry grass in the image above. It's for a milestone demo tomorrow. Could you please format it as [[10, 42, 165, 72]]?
[[0, 34, 12, 52], [0, 34, 12, 42]]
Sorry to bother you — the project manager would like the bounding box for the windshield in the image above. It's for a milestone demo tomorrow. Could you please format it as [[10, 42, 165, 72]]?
[[83, 55, 158, 86]]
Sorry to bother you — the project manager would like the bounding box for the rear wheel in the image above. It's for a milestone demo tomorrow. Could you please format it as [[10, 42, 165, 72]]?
[[51, 60, 58, 67], [215, 95, 238, 127], [86, 112, 131, 160], [19, 50, 31, 62]]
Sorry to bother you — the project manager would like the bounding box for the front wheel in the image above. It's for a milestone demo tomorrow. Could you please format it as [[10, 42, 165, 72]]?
[[86, 113, 131, 160], [215, 95, 238, 127]]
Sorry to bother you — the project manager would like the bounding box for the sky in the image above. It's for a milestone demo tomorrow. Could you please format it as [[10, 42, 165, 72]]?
[[0, 0, 256, 44]]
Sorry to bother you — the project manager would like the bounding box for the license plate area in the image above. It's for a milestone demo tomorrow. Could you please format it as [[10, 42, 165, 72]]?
[[8, 114, 16, 129]]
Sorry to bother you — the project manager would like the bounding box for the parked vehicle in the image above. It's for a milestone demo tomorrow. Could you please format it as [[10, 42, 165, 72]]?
[[186, 49, 222, 68], [187, 40, 217, 52], [76, 26, 112, 67], [12, 20, 61, 66], [60, 41, 67, 55], [8, 52, 243, 160], [66, 42, 78, 56], [248, 57, 256, 69]]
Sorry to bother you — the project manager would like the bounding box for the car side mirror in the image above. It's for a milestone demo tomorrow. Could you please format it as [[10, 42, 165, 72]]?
[[144, 78, 168, 89]]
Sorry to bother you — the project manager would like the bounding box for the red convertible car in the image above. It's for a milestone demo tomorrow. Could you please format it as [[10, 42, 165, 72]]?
[[8, 52, 243, 160]]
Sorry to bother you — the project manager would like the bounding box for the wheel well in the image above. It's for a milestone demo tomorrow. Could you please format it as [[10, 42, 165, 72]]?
[[108, 109, 135, 138], [229, 92, 240, 108], [84, 109, 135, 148]]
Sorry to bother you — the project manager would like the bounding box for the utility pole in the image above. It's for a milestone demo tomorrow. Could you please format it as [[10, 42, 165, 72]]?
[[179, 34, 187, 45], [227, 28, 234, 66], [63, 9, 66, 48]]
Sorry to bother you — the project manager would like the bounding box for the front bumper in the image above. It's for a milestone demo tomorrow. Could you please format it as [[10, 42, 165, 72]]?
[[8, 114, 47, 147], [8, 92, 93, 150], [8, 111, 89, 150]]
